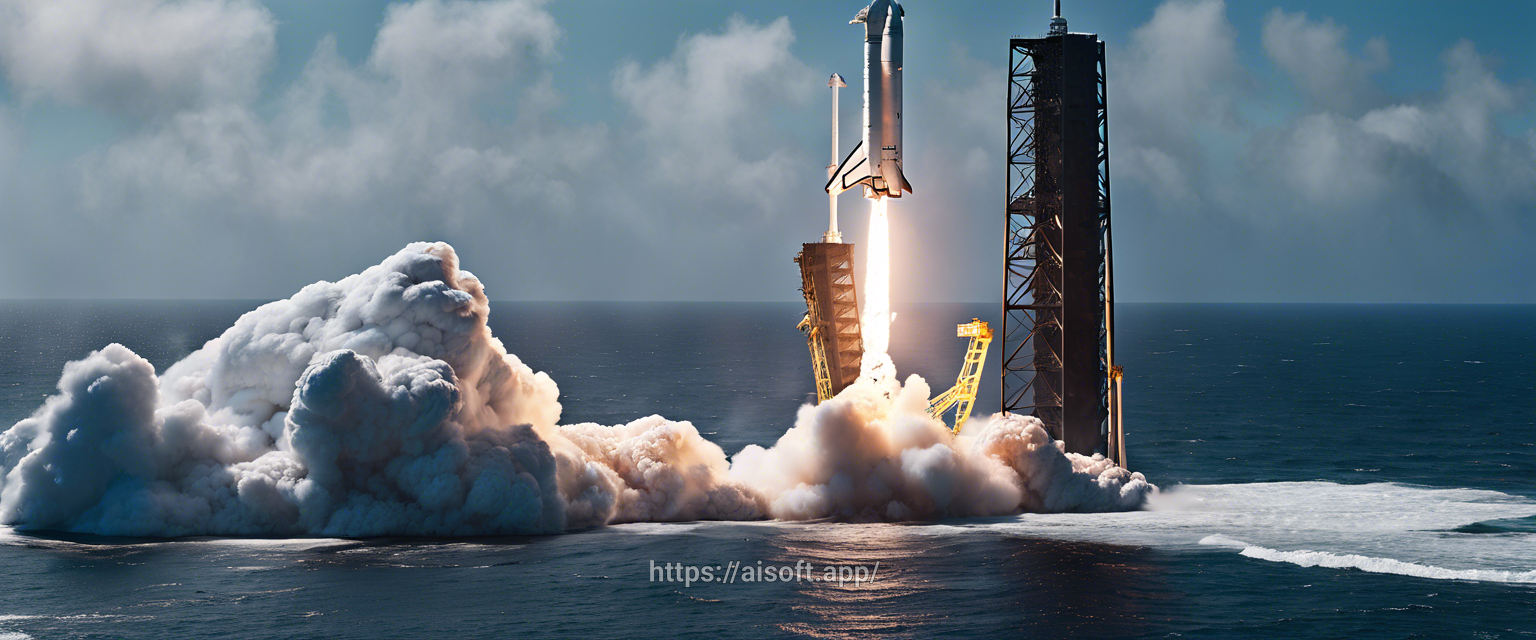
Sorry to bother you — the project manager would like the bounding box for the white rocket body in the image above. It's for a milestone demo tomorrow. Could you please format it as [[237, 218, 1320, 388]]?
[[827, 0, 912, 200]]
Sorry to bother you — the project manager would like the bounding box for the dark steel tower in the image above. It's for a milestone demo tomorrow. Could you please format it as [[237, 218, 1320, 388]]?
[[1002, 2, 1123, 461]]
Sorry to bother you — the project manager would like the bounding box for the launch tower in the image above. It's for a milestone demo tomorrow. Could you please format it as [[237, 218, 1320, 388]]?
[[1002, 2, 1125, 463], [796, 244, 864, 401]]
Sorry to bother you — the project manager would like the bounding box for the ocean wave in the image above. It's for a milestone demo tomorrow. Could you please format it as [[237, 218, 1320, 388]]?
[[947, 481, 1536, 585], [1199, 534, 1536, 584]]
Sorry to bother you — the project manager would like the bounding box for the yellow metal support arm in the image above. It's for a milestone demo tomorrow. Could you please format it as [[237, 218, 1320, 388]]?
[[799, 313, 835, 403], [928, 319, 993, 432]]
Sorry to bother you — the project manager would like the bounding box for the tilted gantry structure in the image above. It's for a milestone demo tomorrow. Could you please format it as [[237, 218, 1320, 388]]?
[[797, 243, 864, 402]]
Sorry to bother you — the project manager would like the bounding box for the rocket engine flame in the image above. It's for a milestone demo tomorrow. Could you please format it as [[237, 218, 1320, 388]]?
[[860, 197, 894, 385]]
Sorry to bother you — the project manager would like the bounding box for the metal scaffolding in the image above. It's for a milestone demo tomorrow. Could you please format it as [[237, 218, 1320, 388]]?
[[1003, 31, 1120, 462], [928, 319, 994, 433], [796, 243, 864, 400]]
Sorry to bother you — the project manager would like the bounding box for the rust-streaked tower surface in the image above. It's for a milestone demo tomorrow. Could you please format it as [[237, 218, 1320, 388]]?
[[797, 243, 864, 396], [1003, 4, 1122, 461]]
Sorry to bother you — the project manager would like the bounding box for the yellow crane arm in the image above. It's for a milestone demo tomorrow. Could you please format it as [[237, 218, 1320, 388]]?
[[928, 319, 992, 432]]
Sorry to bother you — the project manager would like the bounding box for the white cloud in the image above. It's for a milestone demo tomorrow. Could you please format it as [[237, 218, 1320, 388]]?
[[3, 0, 1529, 302], [1262, 9, 1390, 113], [80, 104, 269, 214], [1117, 0, 1246, 134], [76, 4, 823, 238], [55, 3, 839, 303], [1246, 40, 1535, 217], [369, 0, 559, 101], [613, 16, 816, 216], [0, 106, 16, 170], [78, 2, 596, 227], [0, 0, 276, 116], [1098, 1, 1534, 303], [921, 46, 1002, 164], [1117, 146, 1201, 212], [1108, 2, 1533, 225], [1109, 0, 1246, 218]]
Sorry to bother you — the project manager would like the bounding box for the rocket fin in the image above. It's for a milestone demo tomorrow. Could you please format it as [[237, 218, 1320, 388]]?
[[889, 161, 913, 195], [826, 141, 872, 196]]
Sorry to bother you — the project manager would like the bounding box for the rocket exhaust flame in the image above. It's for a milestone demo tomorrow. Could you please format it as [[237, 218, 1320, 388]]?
[[860, 197, 892, 384]]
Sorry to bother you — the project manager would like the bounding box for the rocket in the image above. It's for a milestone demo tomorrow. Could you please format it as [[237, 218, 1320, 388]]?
[[826, 0, 913, 200]]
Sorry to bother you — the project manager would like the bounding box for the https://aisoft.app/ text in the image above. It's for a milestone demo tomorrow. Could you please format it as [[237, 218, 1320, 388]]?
[[648, 560, 881, 587]]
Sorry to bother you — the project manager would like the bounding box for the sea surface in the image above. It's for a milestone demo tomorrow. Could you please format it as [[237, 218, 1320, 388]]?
[[0, 301, 1532, 639]]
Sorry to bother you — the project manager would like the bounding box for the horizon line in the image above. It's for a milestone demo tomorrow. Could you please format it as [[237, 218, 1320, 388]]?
[[0, 298, 1531, 306]]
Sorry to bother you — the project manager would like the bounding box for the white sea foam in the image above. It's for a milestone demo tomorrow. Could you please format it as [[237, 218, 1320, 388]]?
[[1198, 535, 1536, 584], [926, 481, 1536, 585]]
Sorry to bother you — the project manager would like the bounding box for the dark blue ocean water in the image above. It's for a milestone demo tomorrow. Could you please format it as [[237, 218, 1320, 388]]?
[[0, 301, 1532, 638]]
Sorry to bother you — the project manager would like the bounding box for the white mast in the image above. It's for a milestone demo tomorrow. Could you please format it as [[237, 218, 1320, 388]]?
[[826, 73, 847, 243]]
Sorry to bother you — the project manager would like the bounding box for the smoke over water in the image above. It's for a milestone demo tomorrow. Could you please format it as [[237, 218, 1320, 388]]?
[[0, 243, 1151, 536]]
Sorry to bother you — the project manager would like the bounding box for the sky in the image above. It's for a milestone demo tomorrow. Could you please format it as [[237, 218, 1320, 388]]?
[[0, 0, 1531, 303]]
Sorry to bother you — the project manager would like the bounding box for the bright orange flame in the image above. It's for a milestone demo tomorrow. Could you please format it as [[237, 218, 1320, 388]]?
[[860, 197, 891, 381]]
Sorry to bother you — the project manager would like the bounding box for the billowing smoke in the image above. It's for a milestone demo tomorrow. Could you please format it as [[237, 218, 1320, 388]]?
[[731, 373, 1152, 520], [734, 195, 1151, 521], [0, 243, 1151, 536]]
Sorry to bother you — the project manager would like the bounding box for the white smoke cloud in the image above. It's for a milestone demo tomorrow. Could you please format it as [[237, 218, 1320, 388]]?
[[732, 374, 1151, 521], [0, 243, 573, 535], [558, 416, 763, 526], [0, 244, 1151, 536], [0, 0, 276, 117]]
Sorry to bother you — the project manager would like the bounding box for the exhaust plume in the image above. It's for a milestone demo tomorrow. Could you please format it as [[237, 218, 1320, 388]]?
[[859, 197, 895, 385], [731, 372, 1152, 521], [0, 243, 1151, 537]]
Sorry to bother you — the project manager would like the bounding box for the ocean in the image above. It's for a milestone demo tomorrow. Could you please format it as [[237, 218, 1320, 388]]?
[[0, 301, 1532, 638]]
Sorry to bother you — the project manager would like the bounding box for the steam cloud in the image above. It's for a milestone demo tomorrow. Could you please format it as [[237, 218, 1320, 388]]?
[[0, 244, 1152, 536]]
